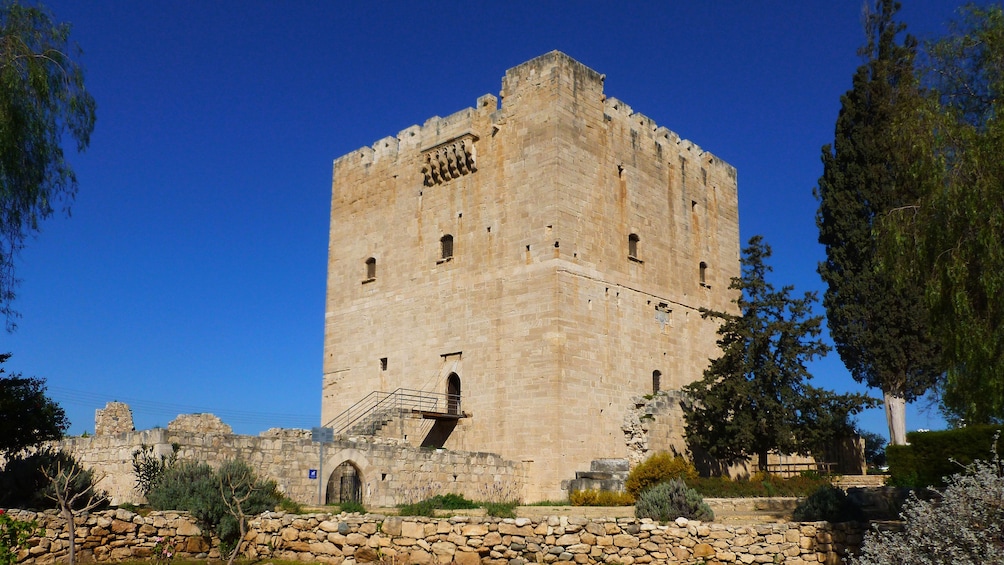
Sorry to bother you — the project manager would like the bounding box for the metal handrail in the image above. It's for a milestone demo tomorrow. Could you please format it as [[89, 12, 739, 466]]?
[[323, 388, 461, 436]]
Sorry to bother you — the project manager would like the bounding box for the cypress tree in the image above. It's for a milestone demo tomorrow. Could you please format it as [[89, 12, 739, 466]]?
[[816, 0, 942, 444]]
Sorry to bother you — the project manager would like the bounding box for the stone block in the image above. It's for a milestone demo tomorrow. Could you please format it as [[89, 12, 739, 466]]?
[[354, 547, 379, 562], [693, 543, 716, 558], [612, 534, 639, 548], [319, 520, 340, 533], [402, 522, 426, 539], [382, 517, 403, 537], [462, 524, 489, 536], [408, 548, 433, 564], [455, 550, 482, 565]]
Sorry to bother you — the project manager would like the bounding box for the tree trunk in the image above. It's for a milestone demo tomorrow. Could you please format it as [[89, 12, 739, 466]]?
[[61, 505, 76, 565], [758, 450, 769, 474], [885, 390, 907, 445]]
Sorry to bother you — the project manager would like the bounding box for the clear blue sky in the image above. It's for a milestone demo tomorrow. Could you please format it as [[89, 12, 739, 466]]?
[[4, 1, 962, 438]]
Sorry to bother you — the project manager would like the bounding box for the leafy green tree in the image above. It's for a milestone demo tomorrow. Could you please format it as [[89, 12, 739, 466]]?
[[0, 353, 68, 456], [881, 5, 1004, 424], [0, 1, 96, 330], [816, 0, 943, 445], [684, 236, 873, 472]]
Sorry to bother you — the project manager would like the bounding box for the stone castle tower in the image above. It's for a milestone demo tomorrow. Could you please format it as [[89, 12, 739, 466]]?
[[323, 51, 740, 500]]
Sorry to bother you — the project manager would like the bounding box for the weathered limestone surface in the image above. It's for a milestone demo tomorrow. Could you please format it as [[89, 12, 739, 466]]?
[[323, 51, 741, 500], [55, 425, 523, 507], [9, 509, 864, 565], [167, 413, 232, 435], [93, 402, 134, 436]]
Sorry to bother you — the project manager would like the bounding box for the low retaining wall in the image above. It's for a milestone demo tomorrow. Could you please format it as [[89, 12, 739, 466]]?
[[8, 508, 864, 565]]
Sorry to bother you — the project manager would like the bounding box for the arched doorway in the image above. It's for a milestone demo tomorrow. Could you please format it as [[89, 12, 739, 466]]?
[[326, 461, 362, 505], [446, 373, 461, 415]]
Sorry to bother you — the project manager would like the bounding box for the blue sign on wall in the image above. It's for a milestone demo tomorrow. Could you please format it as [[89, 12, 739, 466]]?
[[308, 469, 318, 479]]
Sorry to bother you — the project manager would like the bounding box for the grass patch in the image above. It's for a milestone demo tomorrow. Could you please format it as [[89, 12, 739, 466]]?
[[338, 500, 367, 514], [397, 493, 479, 517], [482, 501, 516, 518], [524, 499, 571, 506]]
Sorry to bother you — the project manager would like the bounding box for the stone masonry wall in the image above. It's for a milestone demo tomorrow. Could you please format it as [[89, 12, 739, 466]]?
[[56, 429, 523, 508], [9, 508, 864, 565]]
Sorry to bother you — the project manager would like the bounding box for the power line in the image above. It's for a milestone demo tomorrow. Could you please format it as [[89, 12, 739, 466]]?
[[47, 385, 319, 429]]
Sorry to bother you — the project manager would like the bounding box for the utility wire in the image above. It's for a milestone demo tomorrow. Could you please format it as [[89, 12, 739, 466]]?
[[47, 385, 319, 430]]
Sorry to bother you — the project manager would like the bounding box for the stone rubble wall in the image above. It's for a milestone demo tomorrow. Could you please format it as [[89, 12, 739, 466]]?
[[9, 508, 864, 565], [93, 402, 134, 437]]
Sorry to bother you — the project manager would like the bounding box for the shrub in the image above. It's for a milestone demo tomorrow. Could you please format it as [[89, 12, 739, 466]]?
[[278, 497, 303, 513], [482, 501, 516, 518], [624, 453, 698, 498], [432, 493, 479, 509], [396, 493, 477, 516], [634, 478, 713, 522], [132, 443, 178, 497], [146, 459, 282, 552], [397, 499, 438, 517], [792, 485, 863, 522], [0, 448, 107, 511], [886, 426, 1004, 488], [569, 489, 635, 506], [851, 445, 1004, 564], [0, 510, 37, 565], [146, 460, 216, 512], [338, 500, 366, 514]]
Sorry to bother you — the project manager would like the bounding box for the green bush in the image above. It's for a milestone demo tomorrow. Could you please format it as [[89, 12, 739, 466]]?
[[147, 459, 282, 551], [634, 478, 713, 522], [131, 443, 178, 497], [0, 511, 37, 565], [792, 485, 863, 522], [146, 460, 217, 512], [397, 493, 478, 516], [482, 501, 516, 518], [0, 448, 107, 511], [887, 426, 1004, 488], [430, 493, 479, 509], [338, 501, 366, 514], [279, 497, 304, 513], [624, 453, 698, 498]]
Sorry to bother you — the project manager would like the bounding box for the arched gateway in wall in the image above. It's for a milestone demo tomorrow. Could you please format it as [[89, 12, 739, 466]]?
[[326, 461, 362, 504], [324, 448, 373, 505]]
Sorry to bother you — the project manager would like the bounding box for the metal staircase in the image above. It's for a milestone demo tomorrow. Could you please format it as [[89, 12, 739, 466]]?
[[324, 388, 463, 437]]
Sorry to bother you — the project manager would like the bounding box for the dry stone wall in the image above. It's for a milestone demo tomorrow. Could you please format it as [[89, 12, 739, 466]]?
[[8, 508, 865, 565]]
